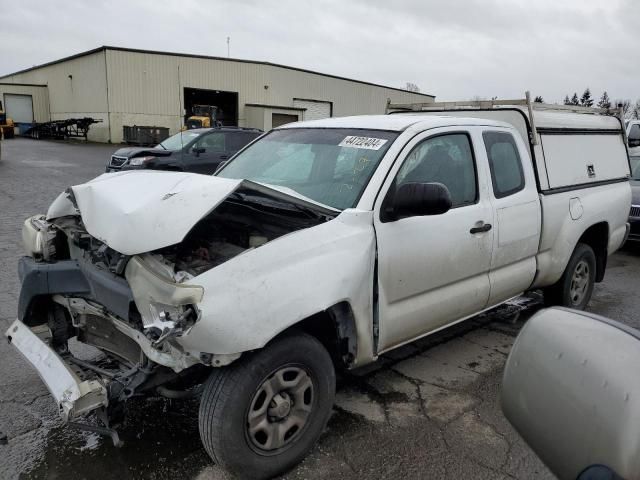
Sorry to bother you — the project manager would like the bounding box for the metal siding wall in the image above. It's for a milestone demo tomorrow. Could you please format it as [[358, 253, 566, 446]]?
[[105, 50, 431, 143], [1, 49, 431, 143], [106, 50, 183, 143], [0, 85, 49, 122], [0, 51, 110, 142]]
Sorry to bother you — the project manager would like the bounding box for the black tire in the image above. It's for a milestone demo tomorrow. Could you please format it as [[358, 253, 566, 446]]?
[[544, 243, 596, 310], [199, 333, 335, 480]]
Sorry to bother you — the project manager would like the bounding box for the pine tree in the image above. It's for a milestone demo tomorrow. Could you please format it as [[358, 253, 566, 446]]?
[[571, 93, 580, 106], [580, 88, 594, 107], [597, 91, 611, 110], [564, 95, 571, 105], [534, 96, 544, 103]]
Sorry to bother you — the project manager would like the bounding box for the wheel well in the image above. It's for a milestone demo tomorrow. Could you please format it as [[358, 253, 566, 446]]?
[[577, 222, 609, 282], [22, 295, 54, 327], [277, 302, 357, 370]]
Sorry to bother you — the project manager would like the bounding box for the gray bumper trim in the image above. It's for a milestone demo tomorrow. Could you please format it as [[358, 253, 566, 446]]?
[[18, 256, 134, 322]]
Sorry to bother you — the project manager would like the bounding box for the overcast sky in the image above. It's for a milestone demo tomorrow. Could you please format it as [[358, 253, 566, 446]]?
[[1, 0, 638, 103]]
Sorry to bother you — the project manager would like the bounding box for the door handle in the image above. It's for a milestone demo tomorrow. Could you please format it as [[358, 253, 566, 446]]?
[[470, 223, 492, 234]]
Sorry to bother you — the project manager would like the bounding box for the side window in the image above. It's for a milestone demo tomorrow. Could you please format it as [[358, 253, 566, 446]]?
[[395, 133, 477, 207], [195, 132, 226, 152], [228, 132, 257, 151], [483, 131, 525, 198]]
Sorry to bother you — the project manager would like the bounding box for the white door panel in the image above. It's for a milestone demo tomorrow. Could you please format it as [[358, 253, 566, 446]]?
[[488, 257, 537, 306], [479, 128, 541, 305], [376, 204, 493, 349], [497, 200, 540, 247], [375, 127, 494, 351]]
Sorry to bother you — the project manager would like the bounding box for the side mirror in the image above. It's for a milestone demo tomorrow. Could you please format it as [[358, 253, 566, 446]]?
[[192, 147, 206, 156], [390, 182, 452, 220], [502, 308, 640, 480]]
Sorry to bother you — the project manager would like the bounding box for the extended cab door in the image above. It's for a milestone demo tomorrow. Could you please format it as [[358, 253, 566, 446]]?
[[374, 128, 494, 352], [480, 128, 541, 306]]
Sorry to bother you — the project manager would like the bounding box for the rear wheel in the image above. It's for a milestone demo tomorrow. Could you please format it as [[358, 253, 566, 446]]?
[[544, 243, 596, 310], [198, 333, 335, 479]]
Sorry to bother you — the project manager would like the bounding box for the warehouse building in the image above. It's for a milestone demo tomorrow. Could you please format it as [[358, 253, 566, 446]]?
[[0, 46, 434, 143]]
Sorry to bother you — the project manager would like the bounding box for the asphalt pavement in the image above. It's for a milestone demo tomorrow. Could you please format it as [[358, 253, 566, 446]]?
[[0, 138, 639, 480]]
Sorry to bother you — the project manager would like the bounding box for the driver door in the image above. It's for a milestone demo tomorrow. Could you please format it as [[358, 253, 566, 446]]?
[[374, 128, 494, 352], [185, 132, 228, 174]]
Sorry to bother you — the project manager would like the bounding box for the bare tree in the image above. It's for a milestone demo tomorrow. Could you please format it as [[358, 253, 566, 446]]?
[[633, 99, 640, 120], [614, 99, 633, 118], [405, 82, 420, 93]]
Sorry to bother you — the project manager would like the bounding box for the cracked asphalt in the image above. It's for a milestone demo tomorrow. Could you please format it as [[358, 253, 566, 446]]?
[[1, 138, 639, 480]]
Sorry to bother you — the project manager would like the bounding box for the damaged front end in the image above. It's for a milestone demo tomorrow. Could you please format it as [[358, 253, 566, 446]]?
[[6, 173, 337, 444]]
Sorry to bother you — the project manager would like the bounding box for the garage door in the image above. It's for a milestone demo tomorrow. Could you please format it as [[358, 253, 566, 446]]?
[[293, 99, 331, 121], [272, 113, 299, 128], [4, 94, 33, 123]]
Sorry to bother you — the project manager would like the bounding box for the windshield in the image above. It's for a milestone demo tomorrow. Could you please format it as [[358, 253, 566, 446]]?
[[631, 156, 640, 181], [217, 128, 399, 210], [157, 131, 201, 151]]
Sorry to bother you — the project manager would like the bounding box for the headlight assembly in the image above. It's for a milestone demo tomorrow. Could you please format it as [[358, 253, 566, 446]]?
[[22, 215, 57, 261], [129, 156, 156, 166]]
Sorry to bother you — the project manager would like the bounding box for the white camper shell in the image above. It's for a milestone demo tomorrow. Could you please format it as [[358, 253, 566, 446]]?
[[387, 95, 630, 192]]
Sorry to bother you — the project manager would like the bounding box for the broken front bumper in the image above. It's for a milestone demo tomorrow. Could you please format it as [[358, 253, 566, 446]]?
[[5, 319, 108, 421]]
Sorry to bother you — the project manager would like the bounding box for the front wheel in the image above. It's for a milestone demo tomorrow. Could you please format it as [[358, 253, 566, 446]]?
[[544, 243, 596, 310], [198, 332, 336, 479]]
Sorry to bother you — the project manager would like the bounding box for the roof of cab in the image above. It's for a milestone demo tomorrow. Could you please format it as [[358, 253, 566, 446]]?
[[278, 114, 514, 132]]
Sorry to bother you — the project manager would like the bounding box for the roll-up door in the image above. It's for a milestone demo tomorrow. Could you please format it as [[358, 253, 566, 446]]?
[[4, 94, 34, 123], [293, 99, 331, 121]]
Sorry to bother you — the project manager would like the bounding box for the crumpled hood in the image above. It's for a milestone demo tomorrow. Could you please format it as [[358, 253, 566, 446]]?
[[112, 146, 171, 158], [46, 170, 336, 255]]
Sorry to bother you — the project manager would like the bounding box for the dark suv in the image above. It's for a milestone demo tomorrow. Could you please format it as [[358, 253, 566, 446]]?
[[106, 127, 262, 174]]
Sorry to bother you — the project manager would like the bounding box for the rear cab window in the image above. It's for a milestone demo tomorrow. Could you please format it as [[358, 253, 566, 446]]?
[[482, 131, 525, 198]]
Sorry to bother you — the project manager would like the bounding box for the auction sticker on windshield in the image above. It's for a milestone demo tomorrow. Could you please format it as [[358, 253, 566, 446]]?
[[339, 136, 388, 150]]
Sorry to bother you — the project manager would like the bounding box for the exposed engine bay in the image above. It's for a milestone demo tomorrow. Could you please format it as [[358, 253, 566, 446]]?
[[155, 188, 333, 278]]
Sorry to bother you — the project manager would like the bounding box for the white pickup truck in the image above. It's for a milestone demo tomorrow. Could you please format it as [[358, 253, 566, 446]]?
[[7, 96, 631, 479]]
